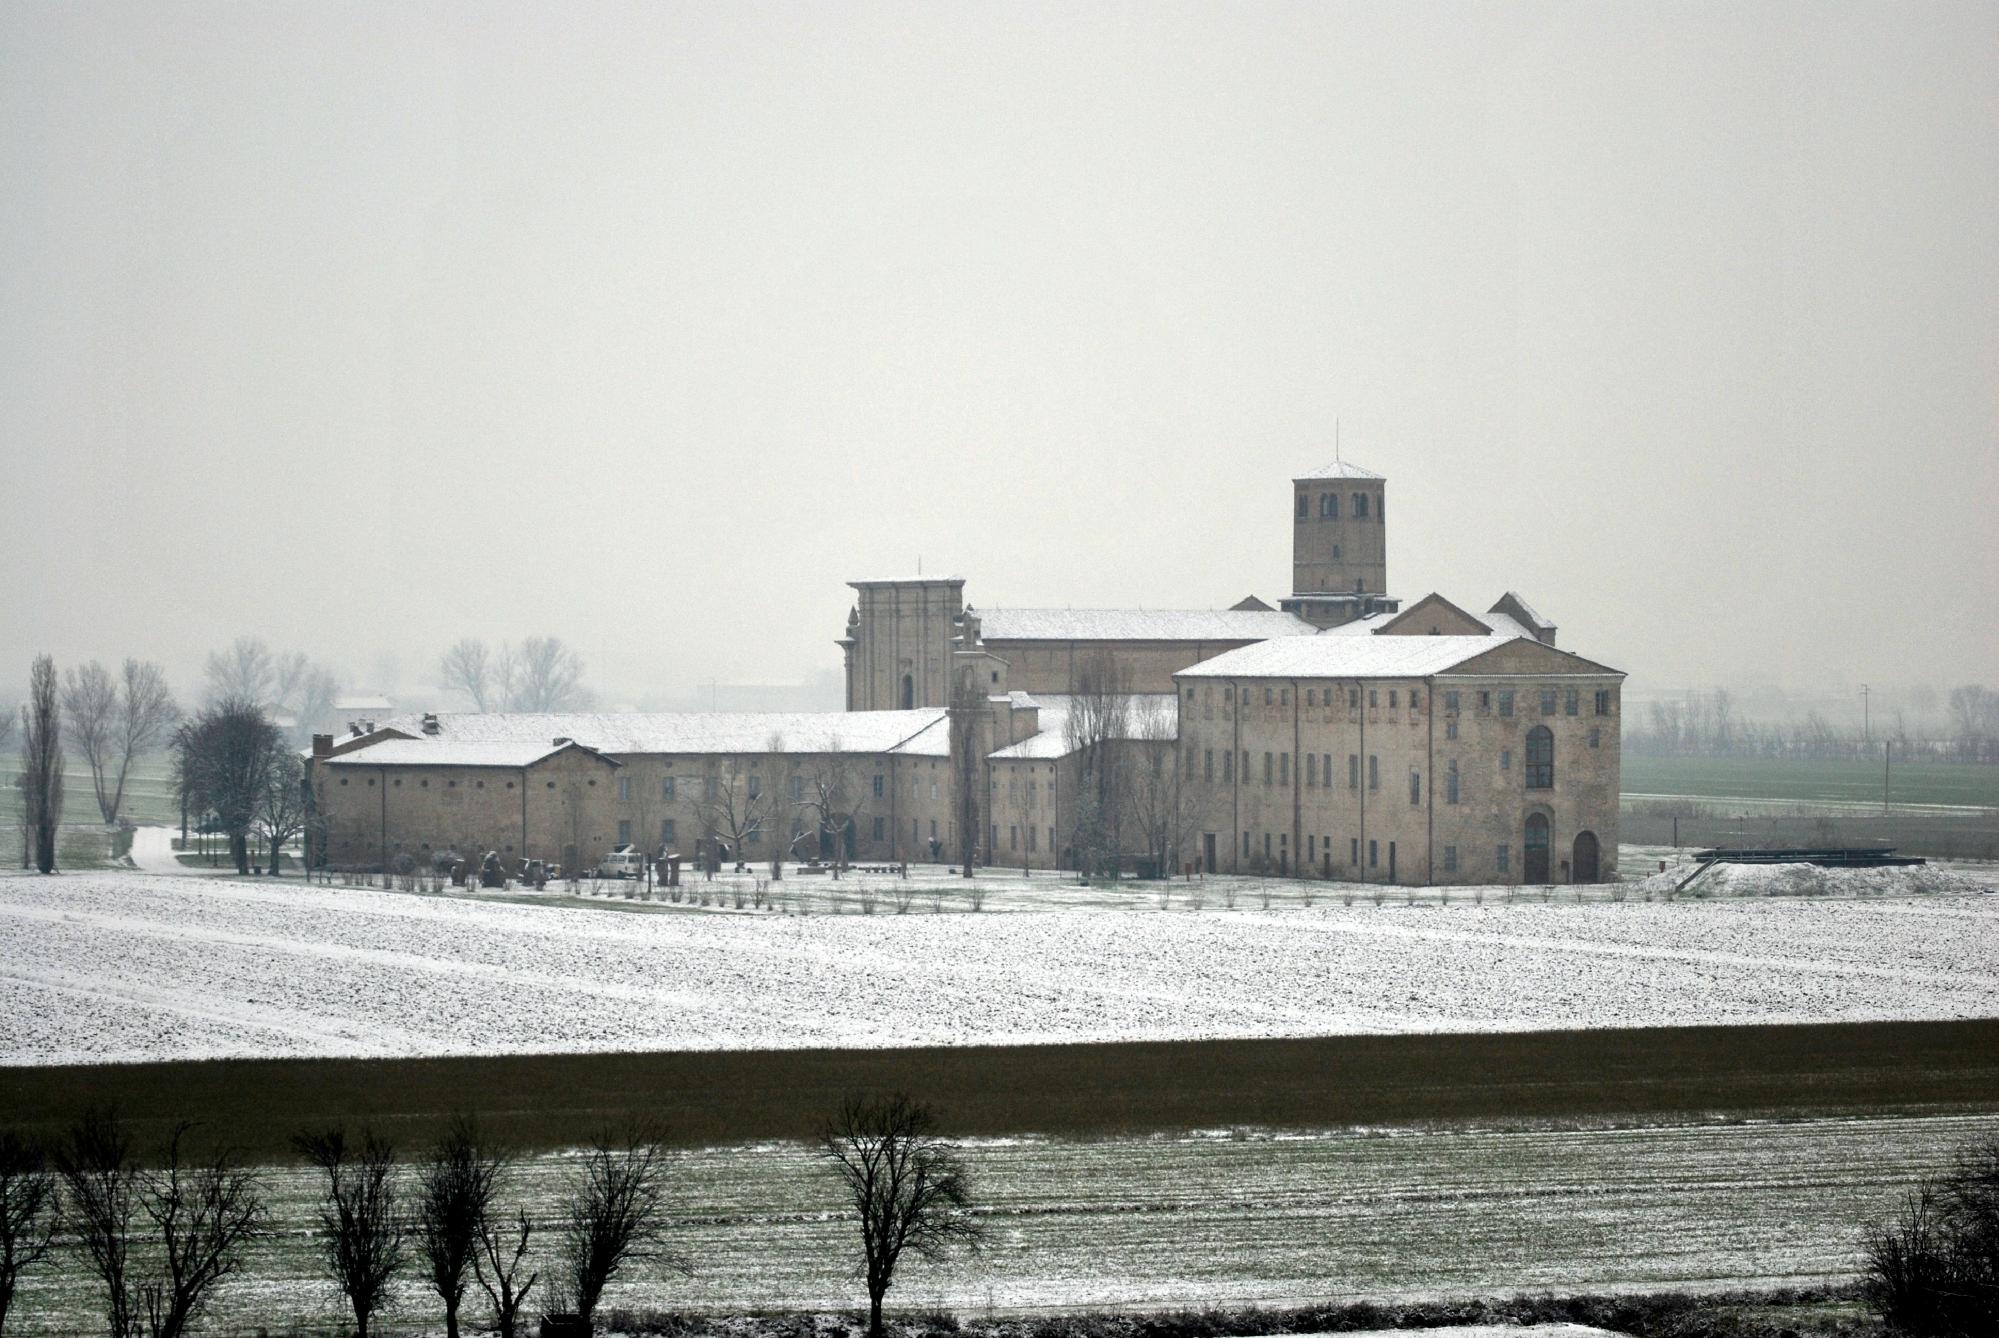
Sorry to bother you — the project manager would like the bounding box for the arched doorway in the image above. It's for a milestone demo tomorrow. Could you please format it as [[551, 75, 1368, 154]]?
[[900, 674, 914, 709], [1523, 813, 1551, 883], [1573, 830, 1600, 883]]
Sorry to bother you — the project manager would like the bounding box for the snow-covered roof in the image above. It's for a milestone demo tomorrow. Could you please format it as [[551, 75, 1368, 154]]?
[[343, 709, 952, 759], [335, 695, 394, 711], [976, 607, 1315, 642], [1177, 635, 1524, 680], [1295, 460, 1385, 481], [988, 695, 1177, 760], [325, 739, 616, 769]]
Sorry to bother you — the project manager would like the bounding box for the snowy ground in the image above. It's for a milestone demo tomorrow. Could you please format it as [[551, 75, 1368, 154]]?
[[1, 865, 1995, 1065]]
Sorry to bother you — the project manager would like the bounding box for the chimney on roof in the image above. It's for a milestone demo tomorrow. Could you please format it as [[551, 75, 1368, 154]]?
[[311, 733, 333, 759], [421, 713, 440, 735], [552, 736, 571, 746]]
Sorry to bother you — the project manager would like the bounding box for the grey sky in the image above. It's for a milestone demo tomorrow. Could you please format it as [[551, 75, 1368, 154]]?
[[4, 1, 1993, 707]]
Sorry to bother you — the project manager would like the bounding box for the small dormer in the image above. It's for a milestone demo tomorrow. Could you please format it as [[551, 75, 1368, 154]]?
[[1373, 593, 1491, 637], [1489, 592, 1557, 646]]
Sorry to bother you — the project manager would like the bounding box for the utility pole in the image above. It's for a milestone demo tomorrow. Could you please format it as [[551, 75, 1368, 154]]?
[[1860, 684, 1871, 742], [1884, 738, 1892, 814]]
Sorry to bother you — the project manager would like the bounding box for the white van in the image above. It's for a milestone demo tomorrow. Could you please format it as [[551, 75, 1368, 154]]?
[[596, 845, 645, 879]]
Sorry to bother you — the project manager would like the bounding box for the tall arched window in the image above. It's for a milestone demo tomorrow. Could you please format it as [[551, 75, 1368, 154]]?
[[900, 674, 914, 709], [1322, 493, 1338, 519], [1525, 725, 1554, 789], [1297, 492, 1308, 518], [1353, 492, 1369, 518]]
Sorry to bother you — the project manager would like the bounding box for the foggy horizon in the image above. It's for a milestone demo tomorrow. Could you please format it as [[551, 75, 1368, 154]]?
[[5, 2, 1994, 713]]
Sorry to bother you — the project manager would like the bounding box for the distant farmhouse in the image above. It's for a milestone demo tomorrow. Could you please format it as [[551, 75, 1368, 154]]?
[[309, 461, 1623, 885]]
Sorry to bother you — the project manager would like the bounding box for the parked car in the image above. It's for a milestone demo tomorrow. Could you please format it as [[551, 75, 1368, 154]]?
[[596, 845, 645, 879]]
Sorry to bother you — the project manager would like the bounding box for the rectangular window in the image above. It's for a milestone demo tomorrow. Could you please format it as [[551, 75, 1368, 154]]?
[[1350, 837, 1359, 865], [1280, 753, 1290, 785], [1027, 825, 1037, 852], [1501, 749, 1512, 771], [873, 816, 885, 840], [1263, 752, 1273, 784], [1388, 689, 1398, 709], [1369, 689, 1379, 708], [1368, 755, 1379, 790], [1541, 689, 1557, 716], [617, 819, 631, 845], [1348, 688, 1359, 709], [661, 819, 675, 846], [617, 777, 631, 801], [1306, 688, 1316, 706], [1565, 689, 1579, 716], [746, 775, 761, 799], [1478, 690, 1491, 713], [1445, 690, 1460, 713], [1009, 825, 1018, 851], [1409, 770, 1421, 805], [1589, 727, 1601, 749], [1204, 749, 1214, 781], [1410, 691, 1421, 712], [790, 775, 804, 801], [1223, 751, 1234, 781], [1306, 754, 1317, 787], [1368, 839, 1378, 868], [1496, 844, 1510, 873], [1595, 689, 1613, 716], [1243, 831, 1252, 856], [1446, 719, 1458, 740], [1499, 690, 1514, 717], [871, 774, 884, 798], [1444, 845, 1458, 873], [1323, 753, 1332, 786], [1264, 686, 1274, 706], [1446, 762, 1459, 804], [1348, 754, 1359, 788]]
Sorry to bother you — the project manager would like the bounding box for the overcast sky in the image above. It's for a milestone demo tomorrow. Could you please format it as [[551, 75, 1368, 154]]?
[[3, 1, 1993, 708]]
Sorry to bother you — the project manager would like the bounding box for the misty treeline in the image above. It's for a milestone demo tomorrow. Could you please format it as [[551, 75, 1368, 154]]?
[[0, 1094, 979, 1338], [201, 637, 340, 746], [439, 635, 593, 713], [1625, 685, 1999, 763]]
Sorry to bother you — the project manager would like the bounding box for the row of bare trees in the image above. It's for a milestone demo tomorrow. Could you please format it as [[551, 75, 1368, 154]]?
[[0, 1095, 977, 1338], [202, 638, 339, 747], [1061, 653, 1209, 880], [1627, 684, 1999, 762], [438, 636, 593, 714]]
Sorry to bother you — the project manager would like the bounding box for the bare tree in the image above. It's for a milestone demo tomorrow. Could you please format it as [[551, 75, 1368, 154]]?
[[415, 1117, 508, 1338], [0, 1130, 58, 1337], [53, 1109, 265, 1338], [695, 759, 767, 871], [174, 702, 280, 875], [439, 639, 495, 712], [473, 1206, 538, 1338], [254, 748, 309, 876], [21, 656, 64, 875], [511, 636, 590, 712], [1125, 697, 1208, 878], [797, 739, 867, 875], [293, 1125, 404, 1338], [203, 638, 275, 708], [820, 1092, 984, 1338], [61, 661, 117, 822], [1063, 651, 1133, 881], [554, 1124, 686, 1330]]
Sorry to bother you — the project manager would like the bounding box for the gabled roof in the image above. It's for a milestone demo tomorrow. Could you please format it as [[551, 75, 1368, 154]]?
[[1177, 635, 1515, 680], [338, 709, 952, 758], [1373, 594, 1491, 637], [1295, 460, 1384, 481], [325, 738, 620, 769], [975, 607, 1316, 642]]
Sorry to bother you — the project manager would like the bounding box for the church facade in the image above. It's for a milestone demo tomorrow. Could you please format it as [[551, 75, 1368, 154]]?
[[310, 460, 1622, 885]]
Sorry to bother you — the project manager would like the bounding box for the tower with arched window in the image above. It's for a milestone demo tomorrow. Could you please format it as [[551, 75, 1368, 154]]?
[[1281, 459, 1393, 628]]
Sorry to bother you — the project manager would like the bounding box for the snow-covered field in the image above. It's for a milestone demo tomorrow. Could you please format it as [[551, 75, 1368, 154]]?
[[8, 1111, 1993, 1332], [2, 867, 1996, 1064]]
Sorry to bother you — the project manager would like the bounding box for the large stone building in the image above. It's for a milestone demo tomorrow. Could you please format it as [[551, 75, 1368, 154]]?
[[311, 459, 1623, 884]]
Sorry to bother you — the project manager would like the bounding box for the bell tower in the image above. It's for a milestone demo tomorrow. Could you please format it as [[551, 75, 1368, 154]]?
[[839, 577, 966, 711], [1281, 460, 1396, 629]]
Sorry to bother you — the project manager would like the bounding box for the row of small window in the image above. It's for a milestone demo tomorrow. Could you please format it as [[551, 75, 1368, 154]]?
[[994, 824, 1055, 853], [1233, 834, 1520, 876], [1296, 491, 1380, 521], [1187, 725, 1593, 794], [1189, 684, 1424, 711]]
